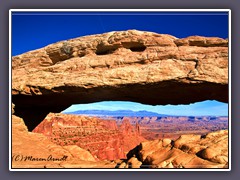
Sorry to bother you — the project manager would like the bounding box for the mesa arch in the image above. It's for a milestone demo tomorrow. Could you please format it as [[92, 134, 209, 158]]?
[[11, 30, 229, 131]]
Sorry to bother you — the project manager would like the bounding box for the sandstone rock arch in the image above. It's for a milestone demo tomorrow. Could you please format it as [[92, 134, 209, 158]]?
[[12, 30, 228, 131]]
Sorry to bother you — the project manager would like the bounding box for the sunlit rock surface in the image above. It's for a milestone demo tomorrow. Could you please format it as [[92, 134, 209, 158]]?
[[12, 30, 228, 131]]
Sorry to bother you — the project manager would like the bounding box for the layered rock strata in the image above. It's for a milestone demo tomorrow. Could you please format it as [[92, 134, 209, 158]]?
[[33, 113, 145, 160], [11, 104, 228, 169], [11, 105, 116, 168], [115, 116, 228, 140]]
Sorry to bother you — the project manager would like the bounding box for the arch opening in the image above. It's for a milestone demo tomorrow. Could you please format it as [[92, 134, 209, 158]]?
[[12, 80, 228, 132]]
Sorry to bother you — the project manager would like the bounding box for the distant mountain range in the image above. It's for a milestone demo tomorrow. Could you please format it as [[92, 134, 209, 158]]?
[[63, 110, 171, 117]]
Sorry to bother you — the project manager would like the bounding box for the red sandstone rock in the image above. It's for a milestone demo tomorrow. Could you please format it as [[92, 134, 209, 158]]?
[[12, 114, 117, 168], [116, 116, 228, 140], [33, 113, 145, 161], [11, 104, 228, 169]]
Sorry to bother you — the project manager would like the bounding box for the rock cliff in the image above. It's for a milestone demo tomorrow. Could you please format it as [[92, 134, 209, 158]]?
[[11, 30, 228, 131], [32, 113, 145, 160], [11, 104, 116, 168], [115, 116, 228, 140]]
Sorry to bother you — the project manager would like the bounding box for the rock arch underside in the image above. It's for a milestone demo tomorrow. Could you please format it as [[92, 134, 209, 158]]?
[[11, 30, 229, 169]]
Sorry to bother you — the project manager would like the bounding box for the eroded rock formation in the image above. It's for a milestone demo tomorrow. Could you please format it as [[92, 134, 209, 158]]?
[[11, 104, 116, 168], [115, 116, 228, 140], [11, 104, 228, 169], [117, 130, 228, 168], [32, 113, 145, 160], [12, 30, 228, 130]]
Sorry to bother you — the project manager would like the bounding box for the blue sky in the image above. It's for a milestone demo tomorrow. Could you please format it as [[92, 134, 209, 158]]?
[[12, 11, 229, 116], [62, 100, 228, 116], [12, 11, 228, 56]]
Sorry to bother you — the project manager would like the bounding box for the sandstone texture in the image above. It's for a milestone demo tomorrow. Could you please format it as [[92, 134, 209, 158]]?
[[32, 113, 145, 161], [11, 30, 228, 131], [12, 111, 116, 168], [118, 130, 228, 168]]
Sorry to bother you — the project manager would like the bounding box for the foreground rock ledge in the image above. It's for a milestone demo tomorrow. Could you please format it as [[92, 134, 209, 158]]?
[[117, 130, 228, 168], [12, 30, 228, 130]]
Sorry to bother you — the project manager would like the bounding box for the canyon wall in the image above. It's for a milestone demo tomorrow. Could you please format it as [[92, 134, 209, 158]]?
[[11, 104, 228, 169], [33, 113, 145, 160], [11, 105, 116, 168], [115, 116, 228, 140]]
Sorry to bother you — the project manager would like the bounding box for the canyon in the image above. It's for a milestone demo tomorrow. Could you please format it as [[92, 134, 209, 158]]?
[[11, 30, 229, 169], [65, 109, 228, 140], [12, 106, 228, 169], [12, 108, 116, 168], [114, 116, 228, 140], [32, 113, 144, 161]]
